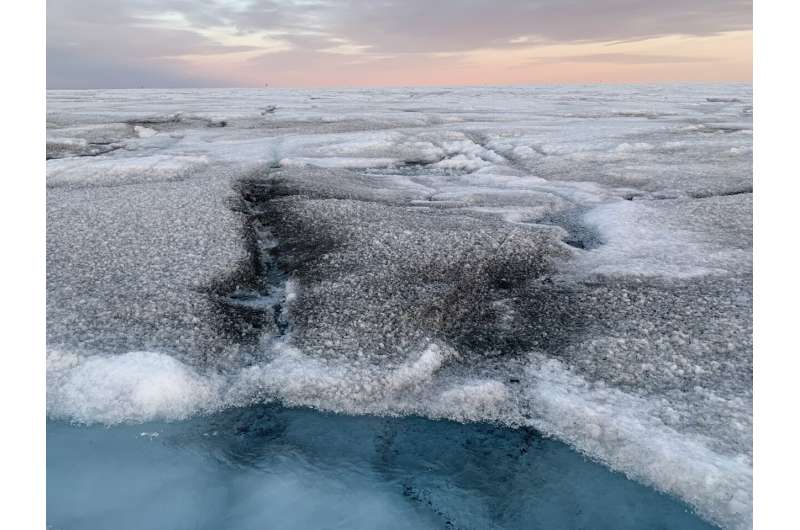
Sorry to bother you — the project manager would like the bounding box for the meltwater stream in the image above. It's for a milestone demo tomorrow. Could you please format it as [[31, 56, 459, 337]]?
[[48, 405, 714, 530]]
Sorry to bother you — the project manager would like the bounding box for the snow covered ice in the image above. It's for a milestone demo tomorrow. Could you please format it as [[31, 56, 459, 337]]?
[[47, 85, 752, 529]]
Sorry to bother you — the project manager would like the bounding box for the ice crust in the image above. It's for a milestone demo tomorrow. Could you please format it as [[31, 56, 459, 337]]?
[[47, 85, 752, 529]]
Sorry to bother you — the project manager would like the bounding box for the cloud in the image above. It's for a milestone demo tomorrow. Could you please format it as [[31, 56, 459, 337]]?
[[47, 0, 270, 87], [47, 0, 753, 88], [47, 46, 225, 89], [321, 0, 752, 53], [529, 53, 712, 65]]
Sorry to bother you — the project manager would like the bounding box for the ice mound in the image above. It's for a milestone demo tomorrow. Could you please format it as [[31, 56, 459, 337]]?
[[245, 179, 569, 358], [574, 196, 752, 278], [46, 343, 514, 425], [47, 154, 208, 188], [46, 122, 137, 159], [134, 125, 158, 138], [47, 85, 752, 529], [47, 350, 223, 424], [47, 167, 253, 358], [273, 130, 505, 173]]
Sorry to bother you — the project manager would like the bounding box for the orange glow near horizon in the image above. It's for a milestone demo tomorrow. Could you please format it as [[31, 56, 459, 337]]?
[[171, 31, 752, 88]]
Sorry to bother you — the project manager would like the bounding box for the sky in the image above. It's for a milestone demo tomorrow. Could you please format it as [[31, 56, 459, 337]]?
[[47, 0, 752, 89]]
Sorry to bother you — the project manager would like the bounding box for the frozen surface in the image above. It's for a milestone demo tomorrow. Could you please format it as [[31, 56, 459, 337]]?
[[47, 85, 752, 529], [48, 406, 714, 530]]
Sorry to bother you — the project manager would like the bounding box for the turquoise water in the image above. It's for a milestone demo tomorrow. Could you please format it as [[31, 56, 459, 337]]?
[[48, 405, 716, 530]]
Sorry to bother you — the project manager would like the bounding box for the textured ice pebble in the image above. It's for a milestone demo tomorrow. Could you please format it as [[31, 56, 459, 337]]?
[[538, 274, 752, 447], [242, 171, 569, 358], [46, 165, 261, 361]]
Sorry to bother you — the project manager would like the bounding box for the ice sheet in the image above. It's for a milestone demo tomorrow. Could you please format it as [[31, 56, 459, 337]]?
[[47, 84, 752, 529]]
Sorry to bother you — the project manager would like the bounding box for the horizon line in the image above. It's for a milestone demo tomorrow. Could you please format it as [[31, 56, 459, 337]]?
[[46, 78, 754, 91]]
